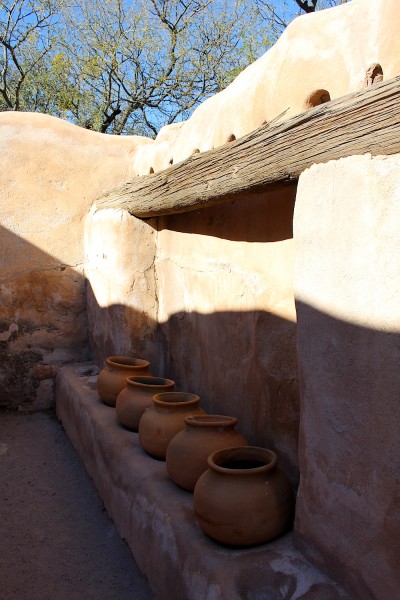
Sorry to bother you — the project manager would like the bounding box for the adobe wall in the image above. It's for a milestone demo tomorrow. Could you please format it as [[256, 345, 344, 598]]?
[[86, 186, 299, 483], [85, 152, 400, 598], [0, 112, 151, 410], [84, 207, 161, 373], [155, 189, 299, 482], [294, 154, 400, 599]]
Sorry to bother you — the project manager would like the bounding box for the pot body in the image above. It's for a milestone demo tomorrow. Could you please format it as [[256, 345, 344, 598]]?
[[166, 415, 248, 491], [97, 356, 150, 407], [116, 376, 175, 431], [194, 446, 294, 547], [139, 392, 206, 460]]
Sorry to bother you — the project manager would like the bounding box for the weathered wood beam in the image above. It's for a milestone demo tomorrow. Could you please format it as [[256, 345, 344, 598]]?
[[97, 75, 400, 218]]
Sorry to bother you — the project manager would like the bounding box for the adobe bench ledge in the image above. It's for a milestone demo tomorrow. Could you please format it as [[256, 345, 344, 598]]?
[[55, 363, 350, 600]]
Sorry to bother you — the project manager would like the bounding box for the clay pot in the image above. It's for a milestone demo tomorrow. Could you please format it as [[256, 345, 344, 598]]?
[[166, 415, 248, 491], [115, 376, 175, 431], [139, 392, 206, 460], [97, 356, 151, 407], [194, 446, 294, 547]]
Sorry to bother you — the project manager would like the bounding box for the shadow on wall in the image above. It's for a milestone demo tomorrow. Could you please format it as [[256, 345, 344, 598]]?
[[294, 300, 400, 600], [87, 282, 300, 484], [86, 281, 400, 511], [156, 185, 297, 242], [159, 308, 299, 484], [0, 225, 90, 411]]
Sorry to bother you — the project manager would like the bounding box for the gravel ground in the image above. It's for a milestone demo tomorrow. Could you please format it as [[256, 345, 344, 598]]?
[[0, 410, 154, 600]]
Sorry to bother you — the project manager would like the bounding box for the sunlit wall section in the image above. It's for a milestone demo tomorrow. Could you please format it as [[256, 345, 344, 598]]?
[[294, 153, 400, 599]]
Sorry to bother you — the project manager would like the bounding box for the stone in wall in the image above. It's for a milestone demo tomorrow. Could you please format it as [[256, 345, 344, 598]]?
[[294, 154, 400, 599]]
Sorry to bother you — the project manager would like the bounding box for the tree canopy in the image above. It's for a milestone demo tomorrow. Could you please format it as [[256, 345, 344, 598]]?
[[0, 0, 350, 136]]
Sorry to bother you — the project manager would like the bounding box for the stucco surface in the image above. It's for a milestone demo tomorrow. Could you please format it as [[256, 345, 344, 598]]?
[[0, 112, 151, 409], [0, 265, 88, 410], [85, 207, 161, 372], [85, 188, 300, 483], [0, 112, 150, 267], [293, 154, 400, 599], [155, 189, 299, 482]]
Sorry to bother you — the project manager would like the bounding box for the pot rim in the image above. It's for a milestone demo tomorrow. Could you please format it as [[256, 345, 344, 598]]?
[[126, 375, 175, 389], [207, 446, 277, 474], [153, 392, 200, 408], [184, 414, 238, 428], [106, 356, 150, 370]]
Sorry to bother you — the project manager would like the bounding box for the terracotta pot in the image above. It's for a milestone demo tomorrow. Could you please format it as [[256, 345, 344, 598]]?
[[97, 356, 151, 407], [115, 376, 175, 431], [194, 446, 294, 547], [139, 392, 206, 460], [166, 415, 248, 491]]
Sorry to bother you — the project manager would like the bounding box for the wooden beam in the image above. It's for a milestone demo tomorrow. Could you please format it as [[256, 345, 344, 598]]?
[[97, 75, 400, 218]]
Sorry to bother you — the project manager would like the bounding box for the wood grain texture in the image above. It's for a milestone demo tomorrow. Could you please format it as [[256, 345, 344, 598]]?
[[97, 75, 400, 217]]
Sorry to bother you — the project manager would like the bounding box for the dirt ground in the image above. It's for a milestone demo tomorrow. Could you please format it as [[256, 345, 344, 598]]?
[[0, 410, 154, 600]]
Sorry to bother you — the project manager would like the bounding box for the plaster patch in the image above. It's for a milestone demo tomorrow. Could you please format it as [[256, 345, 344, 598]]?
[[0, 322, 18, 341]]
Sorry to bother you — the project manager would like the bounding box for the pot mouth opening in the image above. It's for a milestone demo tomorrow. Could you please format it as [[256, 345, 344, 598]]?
[[153, 392, 200, 406], [208, 446, 277, 474], [219, 459, 265, 470], [107, 356, 149, 369], [184, 414, 237, 427], [127, 376, 175, 388]]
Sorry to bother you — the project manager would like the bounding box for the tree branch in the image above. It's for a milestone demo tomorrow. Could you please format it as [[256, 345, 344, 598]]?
[[294, 0, 318, 13]]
